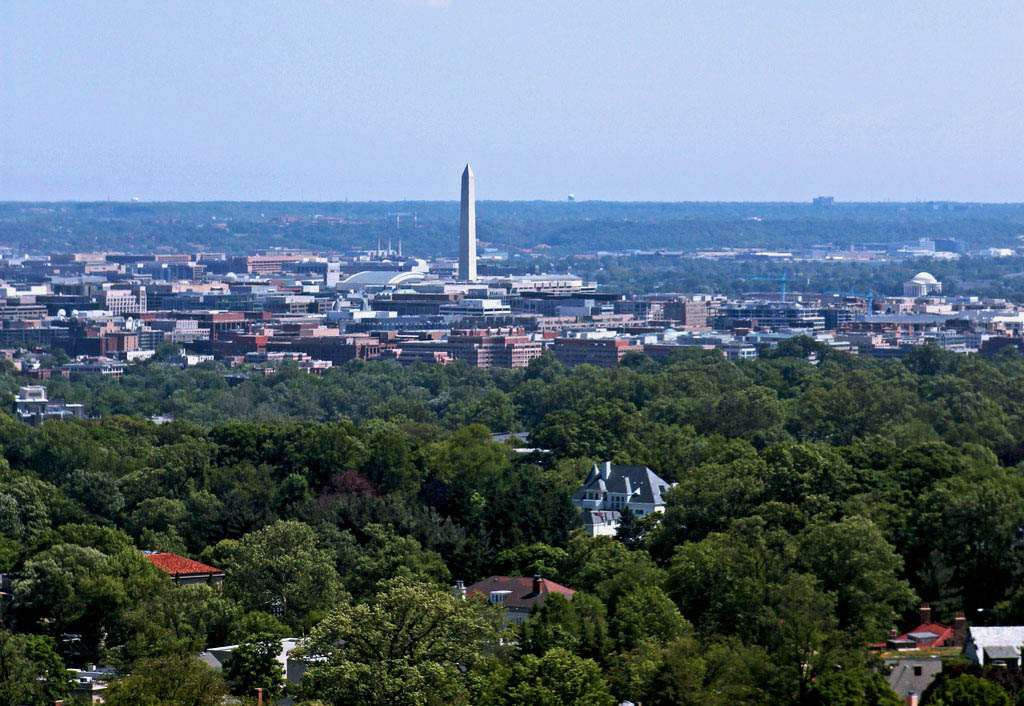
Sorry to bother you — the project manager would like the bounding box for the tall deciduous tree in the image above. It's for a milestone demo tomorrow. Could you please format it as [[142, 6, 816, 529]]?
[[611, 584, 690, 651], [12, 543, 156, 661], [518, 592, 610, 661], [922, 674, 1011, 706], [227, 520, 341, 625], [224, 634, 284, 700], [0, 630, 71, 706], [344, 523, 450, 599], [798, 516, 917, 639], [499, 647, 616, 706], [103, 654, 226, 706], [297, 578, 499, 706]]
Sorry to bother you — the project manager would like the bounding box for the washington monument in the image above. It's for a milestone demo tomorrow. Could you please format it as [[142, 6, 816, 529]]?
[[458, 163, 477, 281]]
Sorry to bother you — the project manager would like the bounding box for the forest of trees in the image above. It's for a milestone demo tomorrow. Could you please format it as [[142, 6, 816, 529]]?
[[3, 200, 1024, 255], [6, 342, 1024, 703], [567, 253, 1024, 301]]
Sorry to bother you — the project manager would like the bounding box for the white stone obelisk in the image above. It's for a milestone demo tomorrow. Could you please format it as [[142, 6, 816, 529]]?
[[458, 164, 477, 281]]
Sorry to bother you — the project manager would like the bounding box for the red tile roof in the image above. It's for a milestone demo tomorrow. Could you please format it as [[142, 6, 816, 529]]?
[[465, 575, 574, 611], [875, 621, 956, 650], [897, 622, 956, 648], [145, 552, 224, 577]]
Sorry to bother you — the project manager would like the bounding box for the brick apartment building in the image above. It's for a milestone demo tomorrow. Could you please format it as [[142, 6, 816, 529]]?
[[445, 329, 542, 368], [663, 300, 709, 327], [383, 328, 542, 368], [211, 333, 270, 357], [550, 337, 642, 368], [267, 335, 382, 364]]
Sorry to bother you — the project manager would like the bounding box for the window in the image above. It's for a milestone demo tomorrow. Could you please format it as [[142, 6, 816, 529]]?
[[913, 667, 922, 677]]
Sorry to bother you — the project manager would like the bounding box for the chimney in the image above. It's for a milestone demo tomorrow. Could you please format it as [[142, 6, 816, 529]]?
[[906, 695, 918, 706], [256, 687, 263, 706], [602, 461, 612, 479], [454, 579, 466, 600], [953, 612, 968, 647], [919, 603, 932, 625], [532, 574, 543, 596]]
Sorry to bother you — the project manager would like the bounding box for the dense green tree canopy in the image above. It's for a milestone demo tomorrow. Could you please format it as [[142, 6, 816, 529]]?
[[223, 634, 284, 700], [103, 655, 226, 706], [297, 578, 500, 706], [3, 341, 1024, 704], [0, 630, 71, 706]]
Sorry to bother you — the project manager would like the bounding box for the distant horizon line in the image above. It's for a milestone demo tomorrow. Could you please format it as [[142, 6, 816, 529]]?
[[3, 199, 1024, 206]]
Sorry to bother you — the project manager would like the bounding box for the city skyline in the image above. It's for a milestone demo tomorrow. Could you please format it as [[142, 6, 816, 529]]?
[[4, 3, 1024, 704]]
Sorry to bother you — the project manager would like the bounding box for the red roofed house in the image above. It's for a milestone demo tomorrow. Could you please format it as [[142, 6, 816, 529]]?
[[144, 551, 226, 587], [881, 603, 967, 650], [461, 574, 575, 626]]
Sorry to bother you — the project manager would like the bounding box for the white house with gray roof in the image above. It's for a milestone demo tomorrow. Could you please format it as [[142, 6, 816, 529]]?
[[964, 626, 1024, 667], [571, 462, 674, 536]]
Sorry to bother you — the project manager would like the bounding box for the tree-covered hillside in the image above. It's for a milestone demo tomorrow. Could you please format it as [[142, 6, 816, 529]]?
[[3, 200, 1024, 254]]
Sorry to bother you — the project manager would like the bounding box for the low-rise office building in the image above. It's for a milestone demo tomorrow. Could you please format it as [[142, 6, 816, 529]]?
[[14, 385, 85, 425]]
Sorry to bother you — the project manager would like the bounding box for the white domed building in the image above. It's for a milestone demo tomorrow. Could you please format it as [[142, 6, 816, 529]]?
[[903, 272, 942, 297]]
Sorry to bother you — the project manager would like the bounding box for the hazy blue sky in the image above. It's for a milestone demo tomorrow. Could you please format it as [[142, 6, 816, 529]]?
[[2, 1, 1023, 202]]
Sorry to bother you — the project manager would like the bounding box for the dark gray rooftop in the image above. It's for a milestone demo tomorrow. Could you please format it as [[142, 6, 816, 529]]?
[[985, 646, 1020, 660], [572, 462, 673, 506], [885, 658, 942, 699], [582, 509, 621, 526]]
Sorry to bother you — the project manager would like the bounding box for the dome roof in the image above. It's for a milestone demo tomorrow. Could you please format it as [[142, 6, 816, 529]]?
[[911, 272, 938, 284], [341, 270, 425, 286]]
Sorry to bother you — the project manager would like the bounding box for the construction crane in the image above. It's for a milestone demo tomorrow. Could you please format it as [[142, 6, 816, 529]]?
[[826, 288, 878, 312], [744, 271, 792, 301]]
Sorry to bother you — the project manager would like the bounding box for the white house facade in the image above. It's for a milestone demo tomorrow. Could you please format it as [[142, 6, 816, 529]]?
[[571, 461, 674, 537], [964, 626, 1024, 667]]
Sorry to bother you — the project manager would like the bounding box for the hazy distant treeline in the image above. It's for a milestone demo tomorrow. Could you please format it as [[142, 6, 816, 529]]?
[[2, 200, 1023, 255]]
